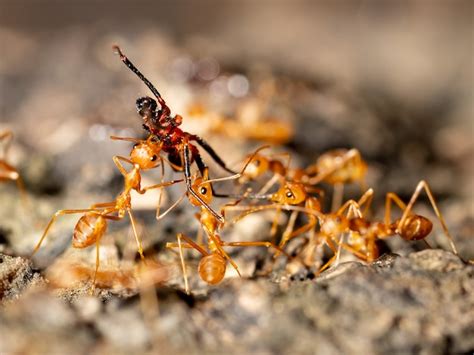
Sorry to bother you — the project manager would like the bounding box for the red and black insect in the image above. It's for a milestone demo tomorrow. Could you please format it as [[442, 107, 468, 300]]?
[[113, 46, 237, 223]]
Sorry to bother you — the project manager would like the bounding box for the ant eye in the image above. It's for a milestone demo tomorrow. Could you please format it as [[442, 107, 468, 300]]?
[[286, 191, 294, 198], [133, 143, 139, 148], [150, 155, 157, 162], [200, 187, 208, 195]]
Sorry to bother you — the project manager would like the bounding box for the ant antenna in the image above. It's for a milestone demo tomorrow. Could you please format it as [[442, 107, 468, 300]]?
[[113, 45, 170, 116]]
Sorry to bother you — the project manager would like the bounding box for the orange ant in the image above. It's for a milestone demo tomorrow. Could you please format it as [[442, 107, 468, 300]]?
[[228, 183, 375, 272], [234, 148, 317, 239], [343, 180, 460, 263], [0, 130, 27, 202], [164, 150, 288, 293], [113, 45, 239, 224], [186, 102, 293, 144], [32, 138, 182, 289], [227, 180, 323, 249], [305, 148, 368, 211]]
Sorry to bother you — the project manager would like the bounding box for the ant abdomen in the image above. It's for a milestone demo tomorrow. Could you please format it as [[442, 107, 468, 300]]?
[[72, 213, 108, 248], [198, 254, 226, 285], [396, 215, 433, 241]]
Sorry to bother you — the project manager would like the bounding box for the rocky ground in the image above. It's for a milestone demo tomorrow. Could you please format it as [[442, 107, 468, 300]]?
[[0, 2, 473, 354]]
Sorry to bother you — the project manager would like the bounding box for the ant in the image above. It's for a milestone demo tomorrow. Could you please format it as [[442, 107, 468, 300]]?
[[113, 45, 238, 224], [236, 148, 366, 232], [186, 101, 293, 144], [164, 152, 288, 293], [304, 148, 368, 211], [227, 180, 323, 249], [229, 182, 374, 272], [32, 138, 182, 289], [344, 180, 460, 263], [0, 130, 27, 202]]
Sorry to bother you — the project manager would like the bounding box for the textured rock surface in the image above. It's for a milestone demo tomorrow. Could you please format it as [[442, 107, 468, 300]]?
[[1, 251, 472, 354]]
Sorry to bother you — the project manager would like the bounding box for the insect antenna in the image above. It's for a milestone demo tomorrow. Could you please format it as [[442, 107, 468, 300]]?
[[113, 45, 170, 117]]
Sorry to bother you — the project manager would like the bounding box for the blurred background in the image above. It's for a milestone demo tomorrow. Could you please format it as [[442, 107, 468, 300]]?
[[0, 1, 473, 354], [1, 0, 472, 246]]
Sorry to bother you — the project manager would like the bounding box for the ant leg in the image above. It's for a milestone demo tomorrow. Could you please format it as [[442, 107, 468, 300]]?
[[208, 234, 242, 277], [177, 234, 190, 294], [400, 180, 458, 255], [154, 156, 166, 219], [202, 146, 271, 186], [109, 135, 142, 143], [202, 145, 271, 198], [90, 238, 101, 295], [357, 188, 374, 217], [182, 142, 224, 223], [340, 190, 373, 219], [166, 233, 209, 294], [270, 207, 282, 239], [90, 202, 116, 209], [228, 203, 322, 224], [32, 208, 103, 255], [190, 135, 238, 174], [156, 192, 186, 221], [222, 241, 291, 258], [285, 218, 317, 245], [318, 255, 337, 274], [279, 210, 298, 248], [0, 130, 13, 158], [339, 242, 371, 261], [139, 179, 184, 194], [113, 156, 135, 177], [336, 199, 362, 218], [258, 174, 280, 195], [127, 209, 145, 260], [384, 192, 407, 225]]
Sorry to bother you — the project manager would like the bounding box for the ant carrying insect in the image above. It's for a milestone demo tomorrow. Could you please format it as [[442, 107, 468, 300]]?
[[113, 45, 238, 224], [32, 137, 182, 289]]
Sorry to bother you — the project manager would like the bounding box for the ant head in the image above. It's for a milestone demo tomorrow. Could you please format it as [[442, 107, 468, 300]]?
[[244, 154, 270, 179], [189, 176, 213, 206], [130, 140, 162, 170], [136, 96, 158, 120], [272, 181, 306, 205]]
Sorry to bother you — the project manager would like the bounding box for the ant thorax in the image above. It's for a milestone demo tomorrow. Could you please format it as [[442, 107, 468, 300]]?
[[320, 214, 349, 236], [115, 192, 132, 213]]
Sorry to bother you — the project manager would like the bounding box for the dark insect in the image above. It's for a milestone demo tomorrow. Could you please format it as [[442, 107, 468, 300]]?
[[113, 45, 237, 223]]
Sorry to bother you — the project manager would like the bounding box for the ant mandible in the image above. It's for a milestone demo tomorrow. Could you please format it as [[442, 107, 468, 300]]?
[[113, 45, 237, 224]]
